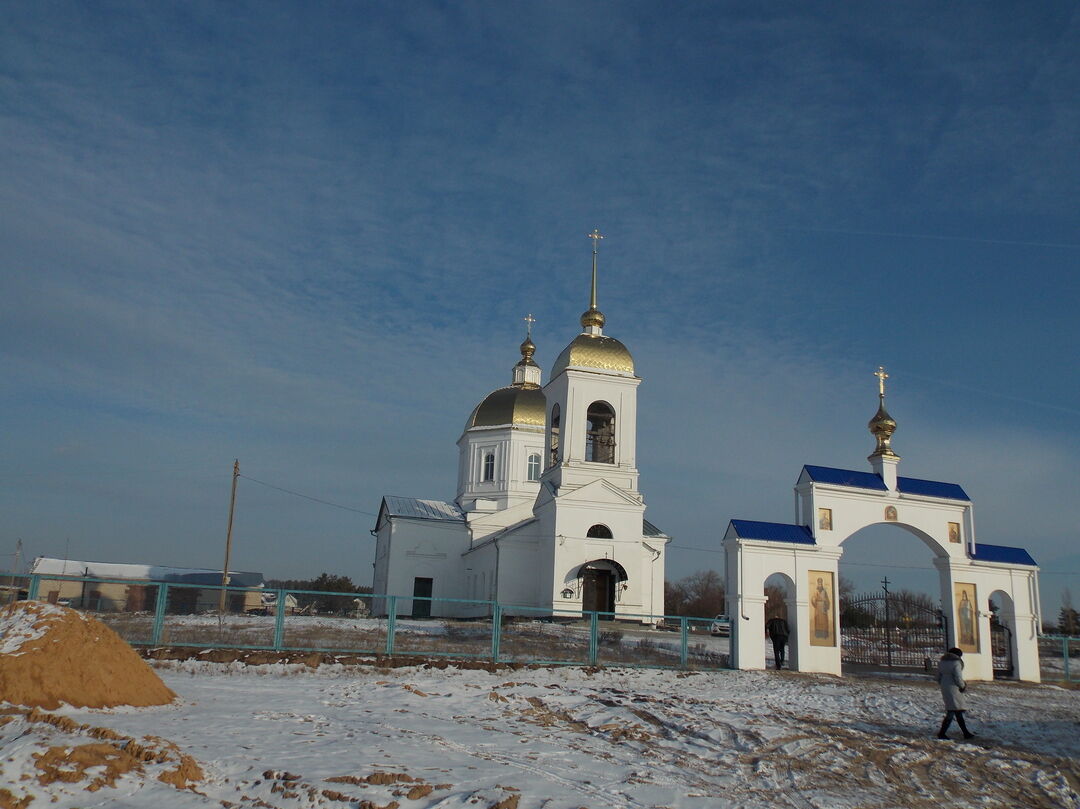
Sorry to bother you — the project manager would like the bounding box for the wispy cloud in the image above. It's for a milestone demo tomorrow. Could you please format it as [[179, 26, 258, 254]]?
[[1, 2, 1077, 608]]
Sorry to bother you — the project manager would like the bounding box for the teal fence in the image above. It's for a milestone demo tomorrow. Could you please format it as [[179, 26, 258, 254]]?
[[1038, 635, 1080, 683], [6, 573, 1074, 680], [0, 573, 730, 671]]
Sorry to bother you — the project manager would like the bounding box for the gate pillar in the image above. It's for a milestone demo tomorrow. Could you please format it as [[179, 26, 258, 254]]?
[[935, 558, 1041, 682], [731, 593, 767, 670], [935, 558, 991, 680], [1011, 582, 1042, 683]]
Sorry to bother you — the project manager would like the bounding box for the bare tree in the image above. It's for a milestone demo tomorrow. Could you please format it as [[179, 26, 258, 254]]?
[[765, 585, 787, 620], [664, 570, 725, 618], [1060, 589, 1079, 636]]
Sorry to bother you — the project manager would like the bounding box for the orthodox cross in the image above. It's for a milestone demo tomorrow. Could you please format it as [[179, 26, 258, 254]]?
[[587, 229, 604, 310], [523, 313, 535, 337], [588, 228, 604, 254], [875, 366, 889, 397]]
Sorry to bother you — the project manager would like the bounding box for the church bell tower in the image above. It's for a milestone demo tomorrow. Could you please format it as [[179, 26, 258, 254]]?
[[541, 229, 642, 495], [533, 230, 660, 620]]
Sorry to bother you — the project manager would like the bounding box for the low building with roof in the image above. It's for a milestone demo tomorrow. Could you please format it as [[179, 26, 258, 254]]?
[[29, 557, 265, 614], [373, 235, 669, 621]]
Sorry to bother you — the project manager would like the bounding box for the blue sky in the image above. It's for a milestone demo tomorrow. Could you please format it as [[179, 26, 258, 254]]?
[[2, 2, 1078, 615]]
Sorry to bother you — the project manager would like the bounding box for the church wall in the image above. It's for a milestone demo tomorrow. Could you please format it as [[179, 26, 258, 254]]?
[[493, 526, 547, 612], [457, 426, 544, 510], [638, 540, 667, 619], [460, 541, 498, 617], [373, 517, 469, 617], [547, 504, 656, 621]]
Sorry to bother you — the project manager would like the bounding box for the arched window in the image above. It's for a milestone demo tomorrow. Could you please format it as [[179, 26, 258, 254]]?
[[586, 401, 616, 463], [586, 524, 613, 538], [482, 452, 495, 482], [549, 404, 561, 467], [527, 453, 541, 482]]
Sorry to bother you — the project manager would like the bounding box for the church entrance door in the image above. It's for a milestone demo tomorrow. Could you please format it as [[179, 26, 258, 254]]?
[[412, 577, 433, 619], [582, 570, 615, 615]]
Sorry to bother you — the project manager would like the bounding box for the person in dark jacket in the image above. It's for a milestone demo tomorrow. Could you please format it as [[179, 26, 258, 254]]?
[[936, 647, 975, 739], [766, 616, 790, 670]]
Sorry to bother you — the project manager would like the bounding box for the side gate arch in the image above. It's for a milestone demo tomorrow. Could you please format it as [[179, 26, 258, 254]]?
[[724, 458, 1041, 681]]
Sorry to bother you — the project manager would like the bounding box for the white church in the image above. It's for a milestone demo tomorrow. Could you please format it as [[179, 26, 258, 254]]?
[[373, 232, 669, 621]]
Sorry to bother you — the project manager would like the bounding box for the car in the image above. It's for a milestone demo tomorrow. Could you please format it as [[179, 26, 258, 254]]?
[[710, 615, 731, 636]]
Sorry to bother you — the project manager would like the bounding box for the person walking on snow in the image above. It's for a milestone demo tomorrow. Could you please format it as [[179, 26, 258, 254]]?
[[766, 616, 790, 670], [936, 647, 975, 739]]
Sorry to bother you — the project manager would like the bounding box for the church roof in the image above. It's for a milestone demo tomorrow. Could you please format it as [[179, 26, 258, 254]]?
[[466, 385, 546, 429], [802, 465, 887, 490], [728, 520, 816, 544], [801, 465, 970, 501], [971, 543, 1037, 566], [643, 518, 667, 538], [550, 333, 634, 377], [896, 476, 969, 501], [380, 496, 465, 522]]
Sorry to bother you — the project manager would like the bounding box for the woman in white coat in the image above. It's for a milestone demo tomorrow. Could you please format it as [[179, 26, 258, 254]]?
[[936, 647, 975, 739]]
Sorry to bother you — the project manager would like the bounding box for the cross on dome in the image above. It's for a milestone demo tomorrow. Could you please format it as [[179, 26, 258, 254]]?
[[875, 366, 889, 398], [581, 228, 606, 332], [588, 228, 604, 253]]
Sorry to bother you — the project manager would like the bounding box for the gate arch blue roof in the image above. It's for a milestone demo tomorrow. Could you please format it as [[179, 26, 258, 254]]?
[[729, 520, 815, 544]]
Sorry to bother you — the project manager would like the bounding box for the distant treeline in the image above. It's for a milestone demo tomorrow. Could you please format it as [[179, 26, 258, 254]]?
[[265, 573, 372, 595]]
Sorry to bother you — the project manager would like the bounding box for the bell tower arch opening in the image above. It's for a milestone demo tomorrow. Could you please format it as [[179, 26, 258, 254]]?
[[585, 401, 616, 463], [548, 403, 560, 468]]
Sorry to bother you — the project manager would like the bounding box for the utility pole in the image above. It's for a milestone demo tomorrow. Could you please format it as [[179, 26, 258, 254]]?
[[881, 576, 892, 668], [219, 460, 240, 615], [8, 539, 21, 590]]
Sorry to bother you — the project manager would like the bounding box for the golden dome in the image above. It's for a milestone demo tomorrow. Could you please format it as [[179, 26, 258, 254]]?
[[868, 399, 899, 458], [580, 306, 605, 329], [551, 333, 635, 377], [868, 402, 896, 434], [518, 334, 538, 366], [467, 385, 546, 429]]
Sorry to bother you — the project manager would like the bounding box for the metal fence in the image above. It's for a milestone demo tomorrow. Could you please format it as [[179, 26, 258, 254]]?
[[0, 573, 730, 671], [4, 572, 1075, 680], [1038, 635, 1080, 683]]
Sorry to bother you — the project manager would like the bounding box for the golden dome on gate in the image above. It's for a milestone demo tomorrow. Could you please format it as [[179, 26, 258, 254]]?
[[467, 385, 546, 429], [551, 333, 635, 377], [868, 402, 896, 436]]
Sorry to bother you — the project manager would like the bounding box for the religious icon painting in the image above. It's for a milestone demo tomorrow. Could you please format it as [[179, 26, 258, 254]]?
[[818, 508, 832, 531], [954, 581, 980, 653], [884, 505, 898, 522], [948, 522, 961, 543], [808, 570, 836, 647]]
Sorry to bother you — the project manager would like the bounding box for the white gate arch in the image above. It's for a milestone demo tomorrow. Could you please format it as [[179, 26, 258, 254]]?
[[723, 377, 1041, 681]]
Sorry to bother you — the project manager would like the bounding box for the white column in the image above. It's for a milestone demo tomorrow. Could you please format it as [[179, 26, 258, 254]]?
[[733, 594, 767, 670], [789, 595, 807, 672]]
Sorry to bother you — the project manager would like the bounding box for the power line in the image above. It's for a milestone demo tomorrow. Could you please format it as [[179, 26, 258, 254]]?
[[237, 474, 379, 518], [228, 482, 1080, 575]]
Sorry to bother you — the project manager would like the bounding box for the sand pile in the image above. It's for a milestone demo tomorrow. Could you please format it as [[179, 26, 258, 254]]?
[[0, 601, 175, 709]]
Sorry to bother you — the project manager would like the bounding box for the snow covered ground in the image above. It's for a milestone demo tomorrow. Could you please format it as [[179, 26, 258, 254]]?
[[2, 662, 1078, 808]]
